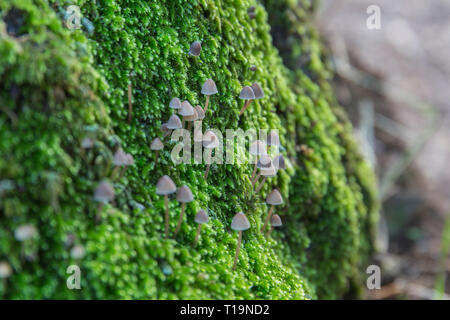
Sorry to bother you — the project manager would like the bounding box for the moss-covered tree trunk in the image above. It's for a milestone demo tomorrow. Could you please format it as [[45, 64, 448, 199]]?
[[0, 0, 378, 299]]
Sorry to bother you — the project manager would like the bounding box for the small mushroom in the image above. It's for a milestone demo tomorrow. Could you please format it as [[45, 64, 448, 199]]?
[[0, 261, 12, 279], [266, 130, 280, 150], [70, 245, 85, 259], [166, 114, 183, 139], [151, 138, 164, 163], [231, 212, 250, 271], [179, 101, 195, 128], [184, 107, 198, 131], [93, 180, 115, 222], [249, 65, 257, 72], [81, 137, 94, 149], [111, 147, 128, 179], [120, 153, 134, 177], [14, 224, 37, 241], [174, 185, 194, 235], [247, 6, 256, 19], [189, 41, 202, 56], [160, 123, 171, 138], [156, 175, 177, 239], [193, 209, 209, 246], [238, 86, 256, 116], [252, 155, 272, 186], [261, 189, 283, 233], [266, 214, 282, 237], [255, 165, 277, 193], [251, 82, 265, 100], [169, 97, 182, 113], [203, 130, 219, 179], [249, 140, 267, 181], [127, 83, 133, 123], [201, 79, 218, 113], [273, 154, 286, 170]]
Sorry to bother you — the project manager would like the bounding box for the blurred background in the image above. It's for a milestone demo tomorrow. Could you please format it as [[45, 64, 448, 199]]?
[[315, 0, 450, 299]]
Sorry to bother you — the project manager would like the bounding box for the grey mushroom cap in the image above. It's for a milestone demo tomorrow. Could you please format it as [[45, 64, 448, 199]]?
[[189, 41, 202, 56], [176, 185, 194, 203], [14, 224, 37, 241], [231, 212, 250, 231], [166, 115, 183, 129], [257, 155, 272, 169], [267, 130, 280, 147], [203, 131, 219, 149], [113, 148, 128, 166], [195, 105, 205, 120], [161, 122, 170, 133], [184, 108, 198, 121], [273, 154, 286, 170], [169, 97, 182, 109], [179, 100, 195, 116], [156, 175, 176, 195], [250, 140, 267, 156], [151, 138, 164, 150], [239, 86, 255, 100], [266, 189, 283, 205], [270, 214, 282, 227], [81, 137, 94, 148], [195, 209, 209, 224], [0, 262, 12, 279], [94, 181, 115, 203], [251, 82, 265, 99], [201, 79, 218, 95], [260, 165, 277, 177]]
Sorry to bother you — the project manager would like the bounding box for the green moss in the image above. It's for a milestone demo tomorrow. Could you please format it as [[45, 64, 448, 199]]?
[[0, 0, 378, 299]]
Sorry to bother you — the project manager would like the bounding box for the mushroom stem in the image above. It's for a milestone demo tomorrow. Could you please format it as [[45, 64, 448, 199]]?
[[120, 166, 127, 178], [252, 172, 261, 187], [255, 176, 267, 193], [239, 100, 253, 116], [164, 195, 169, 239], [154, 150, 159, 164], [175, 202, 185, 235], [261, 205, 274, 233], [203, 95, 210, 113], [194, 224, 202, 246], [96, 202, 104, 223], [111, 166, 120, 180], [232, 231, 243, 271], [266, 227, 274, 237], [182, 119, 186, 129], [204, 149, 213, 179], [127, 83, 132, 124], [188, 121, 193, 131], [251, 161, 258, 180]]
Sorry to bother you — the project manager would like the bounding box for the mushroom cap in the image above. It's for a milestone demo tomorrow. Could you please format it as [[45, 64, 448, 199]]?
[[267, 130, 280, 147], [166, 115, 182, 130], [231, 212, 250, 231], [273, 154, 286, 170], [179, 100, 195, 116], [169, 97, 182, 109], [203, 130, 219, 148], [257, 155, 272, 169], [161, 122, 170, 133], [251, 82, 265, 99], [250, 140, 267, 156], [125, 154, 134, 166], [260, 165, 277, 177], [195, 209, 209, 224], [184, 108, 198, 121], [151, 138, 164, 150], [94, 181, 115, 203], [156, 175, 177, 195], [70, 245, 86, 259], [189, 41, 202, 56], [81, 137, 94, 148], [195, 105, 205, 120], [270, 214, 282, 227], [239, 86, 255, 100], [0, 262, 12, 279], [14, 224, 37, 241], [113, 148, 128, 166], [266, 189, 283, 205], [176, 185, 194, 203], [201, 79, 218, 95]]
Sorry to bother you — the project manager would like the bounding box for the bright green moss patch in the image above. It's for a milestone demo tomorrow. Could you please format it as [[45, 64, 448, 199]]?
[[0, 0, 377, 299]]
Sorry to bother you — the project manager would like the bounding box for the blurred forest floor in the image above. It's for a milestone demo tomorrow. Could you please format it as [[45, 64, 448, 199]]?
[[316, 0, 450, 299]]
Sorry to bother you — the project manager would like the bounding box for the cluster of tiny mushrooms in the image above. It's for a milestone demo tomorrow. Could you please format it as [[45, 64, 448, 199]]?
[[91, 36, 287, 272]]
